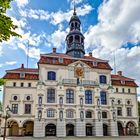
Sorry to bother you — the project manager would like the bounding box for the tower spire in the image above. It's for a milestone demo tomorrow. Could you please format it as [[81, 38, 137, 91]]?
[[73, 0, 76, 15]]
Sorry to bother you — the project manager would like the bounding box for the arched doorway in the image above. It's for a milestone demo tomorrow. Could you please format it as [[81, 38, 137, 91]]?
[[23, 121, 34, 136], [117, 122, 124, 136], [66, 124, 74, 136], [45, 124, 56, 136], [103, 124, 108, 136], [126, 122, 136, 135], [9, 121, 19, 136], [86, 124, 92, 136]]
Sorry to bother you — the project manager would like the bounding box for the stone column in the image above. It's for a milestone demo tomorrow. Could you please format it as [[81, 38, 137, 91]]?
[[57, 120, 66, 137], [75, 119, 85, 137], [110, 120, 118, 136], [34, 119, 45, 137]]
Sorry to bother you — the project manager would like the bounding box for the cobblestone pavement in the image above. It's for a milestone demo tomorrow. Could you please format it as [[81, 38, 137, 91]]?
[[0, 136, 140, 140]]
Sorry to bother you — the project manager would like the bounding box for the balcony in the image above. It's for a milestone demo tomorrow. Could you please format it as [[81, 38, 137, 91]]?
[[62, 79, 77, 85], [62, 79, 98, 86]]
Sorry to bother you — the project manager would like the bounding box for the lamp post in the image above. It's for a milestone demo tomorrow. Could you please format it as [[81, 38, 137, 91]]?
[[3, 105, 11, 140]]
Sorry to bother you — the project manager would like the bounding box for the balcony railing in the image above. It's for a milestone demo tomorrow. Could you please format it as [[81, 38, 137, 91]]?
[[62, 79, 98, 86]]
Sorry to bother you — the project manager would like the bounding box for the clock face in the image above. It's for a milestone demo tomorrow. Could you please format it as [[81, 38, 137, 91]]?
[[75, 67, 84, 78]]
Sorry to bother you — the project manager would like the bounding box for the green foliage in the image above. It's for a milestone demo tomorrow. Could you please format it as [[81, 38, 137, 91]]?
[[0, 78, 5, 86], [0, 101, 2, 111], [0, 0, 21, 42]]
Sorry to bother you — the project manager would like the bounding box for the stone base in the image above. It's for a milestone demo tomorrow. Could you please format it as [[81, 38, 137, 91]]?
[[76, 120, 85, 137], [95, 121, 103, 136], [110, 120, 118, 136], [34, 120, 45, 137], [57, 120, 66, 137]]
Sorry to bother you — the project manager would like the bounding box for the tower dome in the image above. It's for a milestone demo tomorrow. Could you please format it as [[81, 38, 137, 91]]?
[[65, 7, 85, 58]]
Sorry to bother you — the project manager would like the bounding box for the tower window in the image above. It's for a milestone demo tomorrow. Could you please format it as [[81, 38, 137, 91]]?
[[13, 82, 16, 87], [21, 82, 24, 87], [69, 36, 73, 44], [75, 35, 80, 42]]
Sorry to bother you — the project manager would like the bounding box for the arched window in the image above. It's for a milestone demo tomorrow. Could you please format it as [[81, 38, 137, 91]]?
[[48, 71, 56, 80], [99, 75, 107, 84], [85, 90, 92, 104], [47, 89, 55, 103], [86, 111, 92, 118], [66, 110, 74, 118], [75, 35, 80, 42], [66, 89, 74, 104], [100, 92, 107, 105], [102, 111, 107, 118], [69, 36, 73, 44]]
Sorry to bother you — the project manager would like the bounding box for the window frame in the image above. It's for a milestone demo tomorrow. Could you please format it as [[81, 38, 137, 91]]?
[[99, 75, 107, 84], [47, 88, 55, 103], [12, 104, 18, 114], [85, 90, 92, 104], [66, 89, 74, 104], [47, 109, 55, 118], [24, 104, 31, 114], [100, 91, 107, 105], [47, 71, 56, 80]]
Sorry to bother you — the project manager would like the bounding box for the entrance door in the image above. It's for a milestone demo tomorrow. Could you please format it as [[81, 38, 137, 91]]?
[[66, 124, 74, 136], [86, 124, 92, 136], [118, 122, 124, 136], [11, 122, 19, 136], [23, 121, 34, 136], [45, 124, 56, 136], [103, 124, 108, 136]]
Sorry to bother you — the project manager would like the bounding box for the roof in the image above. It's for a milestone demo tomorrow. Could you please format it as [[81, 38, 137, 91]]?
[[3, 64, 39, 80], [111, 74, 138, 87], [39, 53, 112, 70]]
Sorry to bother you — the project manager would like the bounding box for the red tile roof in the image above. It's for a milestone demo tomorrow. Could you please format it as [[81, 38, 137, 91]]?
[[111, 74, 138, 87], [3, 73, 39, 80], [39, 53, 112, 70], [3, 64, 39, 80]]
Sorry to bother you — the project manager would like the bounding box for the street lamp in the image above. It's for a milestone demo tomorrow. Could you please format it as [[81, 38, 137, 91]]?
[[3, 105, 12, 140]]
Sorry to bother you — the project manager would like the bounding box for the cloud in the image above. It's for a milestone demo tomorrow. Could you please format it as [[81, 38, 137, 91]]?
[[84, 0, 140, 93], [16, 0, 29, 8], [0, 61, 17, 68], [19, 4, 93, 25], [47, 29, 67, 48]]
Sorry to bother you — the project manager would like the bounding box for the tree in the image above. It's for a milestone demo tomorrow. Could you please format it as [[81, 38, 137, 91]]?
[[0, 78, 5, 86], [0, 0, 21, 42], [0, 101, 2, 111]]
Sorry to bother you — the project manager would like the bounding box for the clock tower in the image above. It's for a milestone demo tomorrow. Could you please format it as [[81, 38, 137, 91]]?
[[66, 7, 85, 58]]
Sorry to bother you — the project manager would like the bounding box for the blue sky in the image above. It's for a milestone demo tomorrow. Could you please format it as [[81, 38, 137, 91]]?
[[0, 0, 140, 101]]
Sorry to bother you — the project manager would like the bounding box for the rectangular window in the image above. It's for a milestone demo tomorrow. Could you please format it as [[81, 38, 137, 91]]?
[[47, 110, 55, 117], [66, 110, 74, 118], [127, 107, 132, 116], [128, 88, 131, 93], [21, 82, 24, 87], [116, 88, 118, 92], [12, 104, 18, 114], [13, 82, 16, 87], [25, 104, 31, 114], [117, 107, 122, 116], [100, 92, 107, 105], [28, 83, 31, 87], [47, 89, 55, 103]]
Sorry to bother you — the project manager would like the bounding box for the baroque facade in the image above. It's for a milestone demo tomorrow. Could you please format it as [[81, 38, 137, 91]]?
[[1, 9, 139, 137]]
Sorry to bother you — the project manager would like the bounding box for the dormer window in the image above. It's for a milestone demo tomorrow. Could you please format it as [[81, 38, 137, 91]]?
[[93, 61, 97, 66], [121, 81, 125, 84], [20, 73, 25, 78], [59, 57, 63, 63]]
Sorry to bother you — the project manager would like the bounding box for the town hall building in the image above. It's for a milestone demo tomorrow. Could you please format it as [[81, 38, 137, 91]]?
[[1, 8, 139, 137]]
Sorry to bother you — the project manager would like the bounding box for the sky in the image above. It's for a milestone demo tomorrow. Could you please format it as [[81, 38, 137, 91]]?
[[0, 0, 140, 101]]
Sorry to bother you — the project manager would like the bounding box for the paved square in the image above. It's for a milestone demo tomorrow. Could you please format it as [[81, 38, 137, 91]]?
[[0, 136, 140, 140]]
